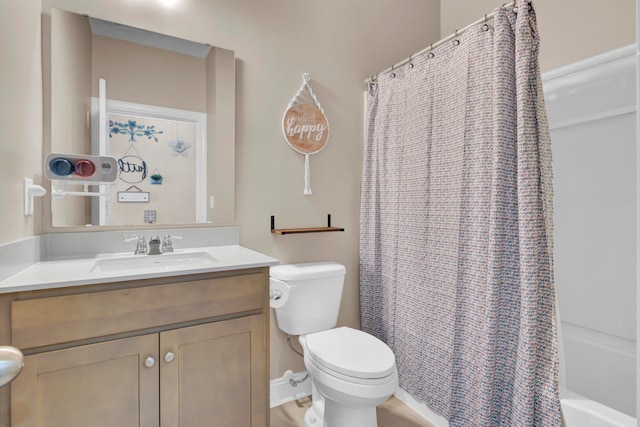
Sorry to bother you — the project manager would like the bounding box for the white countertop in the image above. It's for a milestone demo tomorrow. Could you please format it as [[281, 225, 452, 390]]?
[[0, 245, 279, 293]]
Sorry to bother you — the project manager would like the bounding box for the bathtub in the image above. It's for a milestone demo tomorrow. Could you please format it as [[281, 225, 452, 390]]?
[[394, 387, 637, 427], [560, 389, 636, 427]]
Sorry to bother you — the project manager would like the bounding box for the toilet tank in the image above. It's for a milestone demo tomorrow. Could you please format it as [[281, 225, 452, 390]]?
[[270, 262, 346, 336]]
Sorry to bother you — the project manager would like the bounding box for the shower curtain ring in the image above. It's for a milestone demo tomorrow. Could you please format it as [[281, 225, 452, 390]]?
[[453, 29, 460, 46]]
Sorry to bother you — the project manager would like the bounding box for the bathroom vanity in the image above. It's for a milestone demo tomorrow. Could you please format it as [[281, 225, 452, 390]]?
[[0, 237, 277, 427]]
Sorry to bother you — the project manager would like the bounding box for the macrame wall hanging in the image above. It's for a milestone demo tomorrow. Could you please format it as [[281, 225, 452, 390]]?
[[282, 73, 330, 195]]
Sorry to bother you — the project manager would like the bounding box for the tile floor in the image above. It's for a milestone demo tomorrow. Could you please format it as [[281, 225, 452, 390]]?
[[270, 395, 436, 427]]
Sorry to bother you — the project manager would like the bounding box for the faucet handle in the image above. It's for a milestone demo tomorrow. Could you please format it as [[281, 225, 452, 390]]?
[[162, 234, 182, 253], [163, 234, 183, 240], [135, 236, 148, 255], [124, 234, 147, 255]]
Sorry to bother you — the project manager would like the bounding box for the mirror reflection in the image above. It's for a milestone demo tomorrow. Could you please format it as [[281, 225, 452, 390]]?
[[48, 8, 235, 227]]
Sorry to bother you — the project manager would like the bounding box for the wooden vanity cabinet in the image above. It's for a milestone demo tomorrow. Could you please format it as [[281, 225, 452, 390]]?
[[3, 268, 270, 427], [12, 334, 160, 427]]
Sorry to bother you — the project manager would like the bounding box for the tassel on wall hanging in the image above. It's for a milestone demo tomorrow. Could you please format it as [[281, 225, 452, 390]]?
[[282, 73, 330, 195]]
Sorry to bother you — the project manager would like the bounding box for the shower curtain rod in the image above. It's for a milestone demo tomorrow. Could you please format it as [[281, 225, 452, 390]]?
[[364, 1, 517, 84]]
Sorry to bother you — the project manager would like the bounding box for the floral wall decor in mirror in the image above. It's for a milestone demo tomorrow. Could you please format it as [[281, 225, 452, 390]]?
[[109, 119, 164, 142], [169, 138, 191, 157]]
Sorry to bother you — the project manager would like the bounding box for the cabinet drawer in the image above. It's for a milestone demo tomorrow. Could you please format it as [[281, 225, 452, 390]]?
[[11, 273, 265, 350]]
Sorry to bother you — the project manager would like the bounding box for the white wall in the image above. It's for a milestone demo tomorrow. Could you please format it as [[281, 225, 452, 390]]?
[[441, 0, 635, 72], [0, 0, 43, 242]]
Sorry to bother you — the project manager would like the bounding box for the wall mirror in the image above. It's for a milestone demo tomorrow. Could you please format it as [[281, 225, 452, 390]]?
[[46, 8, 235, 228]]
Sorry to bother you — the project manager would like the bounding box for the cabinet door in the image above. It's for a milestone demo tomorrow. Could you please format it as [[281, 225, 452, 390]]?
[[11, 334, 159, 427], [160, 315, 266, 427]]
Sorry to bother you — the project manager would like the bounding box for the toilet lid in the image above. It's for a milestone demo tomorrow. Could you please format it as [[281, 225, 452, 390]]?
[[270, 262, 346, 281], [305, 327, 396, 379]]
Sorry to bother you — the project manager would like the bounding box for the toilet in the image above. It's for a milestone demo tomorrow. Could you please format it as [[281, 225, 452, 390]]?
[[270, 262, 398, 427]]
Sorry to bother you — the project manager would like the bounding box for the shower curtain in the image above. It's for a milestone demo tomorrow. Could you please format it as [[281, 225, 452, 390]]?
[[359, 1, 561, 426]]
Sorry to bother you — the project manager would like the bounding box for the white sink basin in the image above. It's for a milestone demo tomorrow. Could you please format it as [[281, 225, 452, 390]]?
[[90, 252, 219, 274]]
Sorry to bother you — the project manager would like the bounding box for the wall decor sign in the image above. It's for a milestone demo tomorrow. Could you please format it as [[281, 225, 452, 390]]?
[[150, 169, 163, 185], [118, 154, 148, 184], [282, 73, 330, 195], [116, 143, 148, 184], [117, 185, 150, 203]]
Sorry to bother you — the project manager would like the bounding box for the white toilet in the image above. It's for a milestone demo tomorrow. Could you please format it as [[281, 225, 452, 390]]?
[[270, 262, 398, 427]]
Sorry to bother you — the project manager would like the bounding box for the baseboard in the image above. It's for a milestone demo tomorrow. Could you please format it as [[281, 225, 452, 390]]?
[[269, 371, 446, 427], [394, 388, 449, 427], [270, 371, 313, 408]]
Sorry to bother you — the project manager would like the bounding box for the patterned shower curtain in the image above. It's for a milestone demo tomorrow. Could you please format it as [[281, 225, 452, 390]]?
[[359, 1, 561, 425]]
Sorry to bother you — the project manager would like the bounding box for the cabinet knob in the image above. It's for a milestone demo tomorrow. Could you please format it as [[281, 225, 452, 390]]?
[[144, 357, 155, 368], [164, 352, 175, 363]]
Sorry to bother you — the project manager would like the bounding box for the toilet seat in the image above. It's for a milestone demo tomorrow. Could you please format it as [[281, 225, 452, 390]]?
[[304, 327, 396, 381]]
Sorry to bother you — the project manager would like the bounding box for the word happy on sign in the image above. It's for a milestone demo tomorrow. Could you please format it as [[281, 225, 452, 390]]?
[[283, 103, 329, 154]]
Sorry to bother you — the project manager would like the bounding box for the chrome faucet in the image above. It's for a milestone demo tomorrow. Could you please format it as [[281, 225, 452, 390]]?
[[125, 234, 148, 255], [162, 234, 183, 253], [125, 233, 182, 255], [148, 236, 162, 255]]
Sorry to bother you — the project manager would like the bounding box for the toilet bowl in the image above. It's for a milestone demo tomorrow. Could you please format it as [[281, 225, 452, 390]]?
[[269, 262, 398, 427], [301, 327, 398, 427]]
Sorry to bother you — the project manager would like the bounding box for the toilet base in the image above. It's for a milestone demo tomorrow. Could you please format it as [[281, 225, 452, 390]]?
[[304, 400, 378, 427], [304, 406, 321, 427]]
